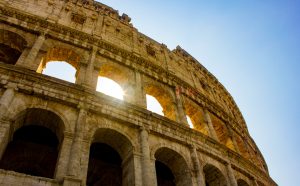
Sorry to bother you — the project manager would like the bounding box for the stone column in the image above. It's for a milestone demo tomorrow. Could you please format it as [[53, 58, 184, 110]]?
[[0, 83, 17, 119], [55, 132, 74, 181], [83, 46, 97, 89], [17, 33, 46, 71], [227, 126, 240, 154], [135, 71, 147, 108], [0, 120, 11, 159], [140, 127, 156, 186], [190, 146, 205, 186], [80, 138, 92, 186], [226, 163, 238, 186], [174, 86, 189, 126], [67, 108, 86, 177], [204, 109, 219, 141]]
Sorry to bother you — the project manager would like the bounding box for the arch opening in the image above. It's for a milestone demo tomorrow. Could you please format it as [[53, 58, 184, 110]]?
[[203, 164, 227, 186], [37, 47, 80, 83], [155, 161, 175, 186], [144, 84, 176, 121], [146, 94, 164, 116], [87, 143, 122, 186], [183, 98, 208, 134], [96, 76, 124, 100], [0, 108, 64, 178], [154, 147, 192, 186], [87, 128, 134, 186], [41, 61, 77, 83], [0, 30, 27, 65]]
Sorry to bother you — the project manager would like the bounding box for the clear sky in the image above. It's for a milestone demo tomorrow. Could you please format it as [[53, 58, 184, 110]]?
[[95, 0, 300, 185]]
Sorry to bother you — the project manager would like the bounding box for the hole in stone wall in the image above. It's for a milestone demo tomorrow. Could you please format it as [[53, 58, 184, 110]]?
[[155, 161, 175, 186], [41, 61, 76, 83], [0, 125, 59, 178], [87, 143, 122, 186], [146, 94, 164, 116], [96, 76, 124, 100]]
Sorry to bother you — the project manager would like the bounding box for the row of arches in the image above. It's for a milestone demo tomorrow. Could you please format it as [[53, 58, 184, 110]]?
[[0, 29, 261, 167], [0, 108, 258, 186]]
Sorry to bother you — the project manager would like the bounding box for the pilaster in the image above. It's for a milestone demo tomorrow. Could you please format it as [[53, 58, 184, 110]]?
[[226, 163, 238, 186], [204, 109, 219, 141], [174, 86, 189, 126], [17, 32, 46, 71], [139, 127, 156, 186], [190, 146, 205, 186]]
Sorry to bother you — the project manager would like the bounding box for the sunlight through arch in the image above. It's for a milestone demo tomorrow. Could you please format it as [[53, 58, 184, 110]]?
[[146, 94, 164, 116], [96, 77, 124, 100], [42, 61, 76, 83], [186, 115, 194, 128]]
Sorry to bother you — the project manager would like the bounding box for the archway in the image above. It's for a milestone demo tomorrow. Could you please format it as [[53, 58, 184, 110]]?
[[0, 108, 64, 178], [96, 76, 124, 100], [0, 30, 27, 65], [87, 128, 134, 186], [154, 147, 192, 186], [146, 94, 164, 116], [183, 98, 208, 134], [37, 47, 80, 83], [97, 62, 132, 101], [203, 164, 227, 186], [144, 84, 176, 121]]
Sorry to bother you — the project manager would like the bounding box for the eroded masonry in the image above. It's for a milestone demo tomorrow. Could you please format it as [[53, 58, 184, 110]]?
[[0, 0, 276, 186]]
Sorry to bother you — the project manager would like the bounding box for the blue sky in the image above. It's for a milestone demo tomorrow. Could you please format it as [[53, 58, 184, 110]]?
[[96, 0, 300, 185]]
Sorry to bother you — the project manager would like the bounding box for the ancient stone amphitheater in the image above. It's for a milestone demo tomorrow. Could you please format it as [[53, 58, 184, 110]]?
[[0, 0, 276, 186]]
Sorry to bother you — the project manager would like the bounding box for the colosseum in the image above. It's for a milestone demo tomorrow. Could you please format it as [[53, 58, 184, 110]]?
[[0, 0, 276, 186]]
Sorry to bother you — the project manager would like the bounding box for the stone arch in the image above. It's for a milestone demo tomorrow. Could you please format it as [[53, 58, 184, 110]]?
[[5, 96, 72, 133], [154, 147, 193, 186], [203, 164, 227, 186], [237, 179, 250, 186], [38, 47, 81, 70], [87, 127, 135, 186], [234, 134, 251, 160], [144, 82, 177, 121], [183, 97, 209, 135], [97, 62, 134, 101], [209, 112, 236, 151], [0, 108, 65, 179], [0, 29, 27, 65]]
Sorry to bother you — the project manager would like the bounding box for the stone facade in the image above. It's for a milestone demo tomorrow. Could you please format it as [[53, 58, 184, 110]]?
[[0, 0, 276, 185]]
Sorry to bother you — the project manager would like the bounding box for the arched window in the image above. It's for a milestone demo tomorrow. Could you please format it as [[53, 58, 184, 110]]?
[[146, 94, 163, 116], [155, 147, 193, 186], [0, 108, 64, 179], [96, 76, 124, 100], [0, 30, 27, 65], [87, 129, 134, 186], [144, 84, 176, 121], [41, 61, 76, 83], [37, 47, 81, 83], [203, 164, 227, 186]]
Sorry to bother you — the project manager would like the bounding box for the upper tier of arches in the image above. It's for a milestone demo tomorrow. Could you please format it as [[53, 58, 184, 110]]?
[[0, 27, 266, 171]]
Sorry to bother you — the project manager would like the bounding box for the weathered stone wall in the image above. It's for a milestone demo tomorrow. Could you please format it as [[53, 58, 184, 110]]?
[[0, 0, 276, 185]]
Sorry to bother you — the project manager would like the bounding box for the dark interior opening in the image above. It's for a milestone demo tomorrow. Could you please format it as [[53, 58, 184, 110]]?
[[155, 160, 176, 186], [0, 125, 59, 178], [87, 143, 122, 186], [0, 43, 21, 65]]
